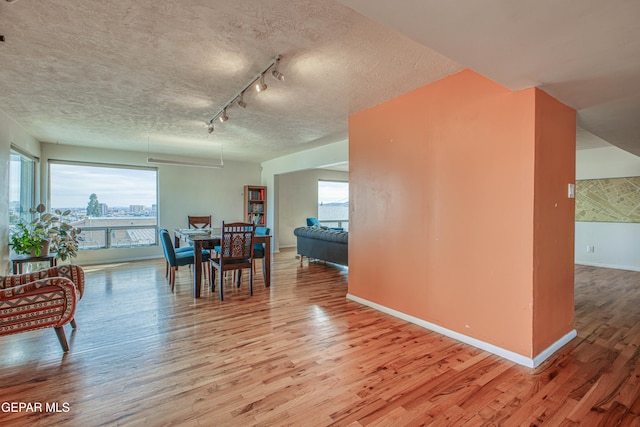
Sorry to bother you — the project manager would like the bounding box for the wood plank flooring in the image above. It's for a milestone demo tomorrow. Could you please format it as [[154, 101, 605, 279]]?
[[0, 251, 638, 426]]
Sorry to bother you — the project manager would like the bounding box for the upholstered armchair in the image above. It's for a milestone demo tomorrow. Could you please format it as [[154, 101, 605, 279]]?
[[0, 264, 85, 352]]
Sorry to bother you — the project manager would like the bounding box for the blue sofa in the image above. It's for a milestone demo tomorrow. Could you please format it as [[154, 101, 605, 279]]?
[[293, 226, 348, 266]]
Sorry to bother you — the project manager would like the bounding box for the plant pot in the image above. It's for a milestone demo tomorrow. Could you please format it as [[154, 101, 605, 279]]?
[[30, 239, 50, 257]]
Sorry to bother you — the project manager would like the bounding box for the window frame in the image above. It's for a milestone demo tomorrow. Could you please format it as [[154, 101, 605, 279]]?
[[9, 146, 38, 226], [317, 179, 349, 231], [47, 159, 159, 251]]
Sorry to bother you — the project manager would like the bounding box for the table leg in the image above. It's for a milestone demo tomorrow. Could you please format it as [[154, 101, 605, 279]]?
[[193, 240, 202, 298], [264, 238, 271, 288]]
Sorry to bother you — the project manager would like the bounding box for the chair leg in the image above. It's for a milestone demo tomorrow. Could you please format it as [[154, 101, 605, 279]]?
[[262, 257, 267, 283], [210, 265, 216, 291], [249, 267, 253, 296], [219, 269, 224, 301], [165, 260, 169, 278], [236, 270, 242, 288], [55, 327, 70, 352], [170, 267, 176, 292], [70, 319, 77, 329]]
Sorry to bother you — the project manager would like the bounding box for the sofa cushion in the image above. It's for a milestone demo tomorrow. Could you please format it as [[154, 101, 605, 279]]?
[[293, 227, 348, 244]]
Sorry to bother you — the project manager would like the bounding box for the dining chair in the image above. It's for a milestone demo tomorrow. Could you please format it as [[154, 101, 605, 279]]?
[[253, 226, 270, 281], [188, 215, 212, 229], [159, 228, 201, 277], [159, 228, 210, 291], [188, 215, 214, 259], [210, 222, 255, 301]]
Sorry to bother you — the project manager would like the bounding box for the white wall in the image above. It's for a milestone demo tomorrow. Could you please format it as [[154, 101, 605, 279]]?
[[575, 146, 640, 271], [278, 169, 348, 248], [0, 109, 41, 275], [261, 139, 348, 251], [40, 143, 261, 265]]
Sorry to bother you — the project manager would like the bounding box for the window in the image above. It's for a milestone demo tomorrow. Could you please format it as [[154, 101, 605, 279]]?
[[318, 180, 349, 231], [9, 148, 36, 226], [49, 161, 158, 250]]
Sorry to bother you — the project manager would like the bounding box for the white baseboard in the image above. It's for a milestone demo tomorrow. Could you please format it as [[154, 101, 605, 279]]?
[[532, 329, 577, 368], [575, 261, 640, 272], [346, 294, 576, 368]]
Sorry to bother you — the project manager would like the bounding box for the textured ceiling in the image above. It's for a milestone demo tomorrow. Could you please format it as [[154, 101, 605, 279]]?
[[2, 1, 635, 163], [340, 0, 640, 156], [0, 0, 462, 163]]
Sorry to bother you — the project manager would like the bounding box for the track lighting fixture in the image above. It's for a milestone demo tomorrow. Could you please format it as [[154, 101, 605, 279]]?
[[205, 55, 284, 132]]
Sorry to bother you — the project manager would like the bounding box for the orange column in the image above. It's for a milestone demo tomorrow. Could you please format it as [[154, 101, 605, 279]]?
[[532, 89, 576, 354], [348, 69, 575, 361]]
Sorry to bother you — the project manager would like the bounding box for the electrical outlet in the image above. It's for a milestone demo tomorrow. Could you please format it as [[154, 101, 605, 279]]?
[[586, 245, 595, 253]]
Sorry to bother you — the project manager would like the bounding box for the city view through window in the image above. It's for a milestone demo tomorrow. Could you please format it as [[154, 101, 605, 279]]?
[[318, 180, 349, 231], [9, 150, 35, 226], [49, 163, 158, 250]]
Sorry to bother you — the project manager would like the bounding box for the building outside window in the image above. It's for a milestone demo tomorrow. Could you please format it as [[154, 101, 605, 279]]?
[[49, 161, 158, 250]]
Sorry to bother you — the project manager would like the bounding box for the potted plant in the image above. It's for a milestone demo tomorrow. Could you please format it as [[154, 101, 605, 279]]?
[[9, 221, 50, 257], [49, 209, 82, 261], [9, 204, 82, 261]]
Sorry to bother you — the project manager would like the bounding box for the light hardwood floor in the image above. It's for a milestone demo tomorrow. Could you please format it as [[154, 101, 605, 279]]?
[[0, 250, 638, 426]]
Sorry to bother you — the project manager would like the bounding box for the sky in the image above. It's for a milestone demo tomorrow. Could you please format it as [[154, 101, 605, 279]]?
[[50, 163, 157, 208], [318, 180, 349, 204]]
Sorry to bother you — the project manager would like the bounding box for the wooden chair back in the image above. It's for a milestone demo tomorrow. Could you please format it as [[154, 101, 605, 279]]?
[[210, 222, 255, 300], [219, 222, 255, 261], [188, 215, 212, 229]]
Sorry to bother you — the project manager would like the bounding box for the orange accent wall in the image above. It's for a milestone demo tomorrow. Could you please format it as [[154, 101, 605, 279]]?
[[348, 69, 575, 358], [532, 90, 576, 354]]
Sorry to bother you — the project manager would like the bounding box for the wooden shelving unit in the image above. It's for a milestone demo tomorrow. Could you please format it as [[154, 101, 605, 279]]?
[[244, 185, 266, 225]]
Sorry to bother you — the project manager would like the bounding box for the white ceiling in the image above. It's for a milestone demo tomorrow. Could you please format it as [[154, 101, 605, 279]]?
[[0, 0, 637, 163], [340, 0, 640, 155]]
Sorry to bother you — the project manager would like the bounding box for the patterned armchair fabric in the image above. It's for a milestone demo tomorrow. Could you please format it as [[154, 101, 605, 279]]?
[[0, 264, 85, 352]]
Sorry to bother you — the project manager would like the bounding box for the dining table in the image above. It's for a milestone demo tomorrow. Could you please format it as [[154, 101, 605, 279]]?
[[173, 228, 271, 298]]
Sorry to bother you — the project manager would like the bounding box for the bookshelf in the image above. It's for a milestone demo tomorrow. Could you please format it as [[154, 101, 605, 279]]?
[[244, 185, 266, 225]]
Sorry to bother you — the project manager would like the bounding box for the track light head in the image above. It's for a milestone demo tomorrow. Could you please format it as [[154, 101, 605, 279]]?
[[255, 74, 267, 92], [219, 108, 229, 122], [207, 121, 214, 134], [271, 68, 284, 81], [271, 57, 284, 81], [237, 94, 247, 109]]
